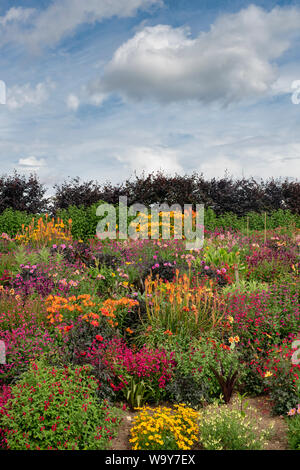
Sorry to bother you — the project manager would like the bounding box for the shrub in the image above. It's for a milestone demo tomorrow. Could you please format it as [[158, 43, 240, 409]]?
[[52, 177, 103, 212], [0, 360, 122, 450], [0, 172, 47, 215], [198, 399, 273, 450], [130, 404, 198, 450]]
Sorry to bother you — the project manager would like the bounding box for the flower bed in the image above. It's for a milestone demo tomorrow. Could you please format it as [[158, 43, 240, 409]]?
[[0, 226, 299, 450]]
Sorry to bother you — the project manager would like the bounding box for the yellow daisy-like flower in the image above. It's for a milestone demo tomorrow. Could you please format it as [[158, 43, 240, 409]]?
[[264, 371, 273, 378]]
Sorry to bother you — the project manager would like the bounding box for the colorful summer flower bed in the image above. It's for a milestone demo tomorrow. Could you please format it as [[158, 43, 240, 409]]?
[[0, 221, 299, 450]]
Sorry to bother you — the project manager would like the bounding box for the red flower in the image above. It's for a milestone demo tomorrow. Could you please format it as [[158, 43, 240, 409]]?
[[96, 335, 104, 342]]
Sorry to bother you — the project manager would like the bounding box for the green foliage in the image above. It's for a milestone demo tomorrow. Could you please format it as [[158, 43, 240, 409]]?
[[12, 246, 52, 272], [204, 208, 300, 232], [58, 202, 103, 241], [120, 376, 154, 409], [1, 205, 299, 240], [203, 246, 243, 268], [0, 209, 32, 237], [39, 247, 51, 264], [222, 279, 269, 295]]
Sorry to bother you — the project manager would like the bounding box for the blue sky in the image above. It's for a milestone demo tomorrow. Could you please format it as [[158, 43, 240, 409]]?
[[0, 0, 300, 190]]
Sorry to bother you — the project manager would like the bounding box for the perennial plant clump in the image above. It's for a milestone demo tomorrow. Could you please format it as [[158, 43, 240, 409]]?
[[130, 404, 199, 450], [0, 360, 122, 450], [198, 399, 273, 450]]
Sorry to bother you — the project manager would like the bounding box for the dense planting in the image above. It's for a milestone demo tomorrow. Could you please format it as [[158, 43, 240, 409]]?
[[0, 214, 299, 450]]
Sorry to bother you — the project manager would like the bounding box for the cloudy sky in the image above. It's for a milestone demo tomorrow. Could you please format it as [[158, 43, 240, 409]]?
[[0, 0, 300, 188]]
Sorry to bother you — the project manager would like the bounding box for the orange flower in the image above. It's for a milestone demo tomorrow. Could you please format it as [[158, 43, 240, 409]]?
[[101, 308, 112, 317], [164, 330, 173, 336]]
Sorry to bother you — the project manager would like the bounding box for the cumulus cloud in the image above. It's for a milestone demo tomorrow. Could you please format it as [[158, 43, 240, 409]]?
[[6, 80, 55, 110], [92, 5, 300, 105], [117, 146, 183, 174], [18, 156, 46, 167], [0, 0, 162, 50]]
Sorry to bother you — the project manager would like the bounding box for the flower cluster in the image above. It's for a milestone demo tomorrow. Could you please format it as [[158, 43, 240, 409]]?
[[15, 216, 72, 247], [130, 404, 198, 450], [100, 297, 139, 328], [45, 294, 96, 325], [87, 338, 176, 394]]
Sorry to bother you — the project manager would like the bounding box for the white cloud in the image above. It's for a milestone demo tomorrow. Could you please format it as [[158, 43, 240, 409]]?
[[117, 146, 183, 174], [66, 87, 107, 110], [6, 80, 55, 110], [88, 93, 106, 106], [94, 5, 300, 104], [195, 135, 300, 180], [66, 94, 80, 111], [0, 0, 162, 50], [0, 7, 35, 26], [18, 156, 46, 167], [270, 63, 300, 96]]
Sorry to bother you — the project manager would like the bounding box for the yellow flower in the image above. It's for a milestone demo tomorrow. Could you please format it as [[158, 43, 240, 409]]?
[[264, 371, 273, 378]]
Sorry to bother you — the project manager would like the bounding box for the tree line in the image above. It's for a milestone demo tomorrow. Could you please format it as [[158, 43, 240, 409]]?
[[0, 171, 299, 216]]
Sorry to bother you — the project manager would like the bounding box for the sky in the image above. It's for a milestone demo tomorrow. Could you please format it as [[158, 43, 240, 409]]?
[[0, 0, 300, 189]]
